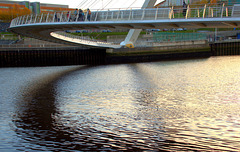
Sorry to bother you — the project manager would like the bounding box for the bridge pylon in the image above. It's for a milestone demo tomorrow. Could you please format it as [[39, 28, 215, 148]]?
[[120, 0, 157, 48]]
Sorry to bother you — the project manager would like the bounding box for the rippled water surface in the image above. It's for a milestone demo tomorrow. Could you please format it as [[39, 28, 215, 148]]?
[[0, 56, 240, 151]]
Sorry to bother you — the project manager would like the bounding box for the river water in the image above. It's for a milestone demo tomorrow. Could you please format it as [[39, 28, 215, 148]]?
[[0, 56, 240, 151]]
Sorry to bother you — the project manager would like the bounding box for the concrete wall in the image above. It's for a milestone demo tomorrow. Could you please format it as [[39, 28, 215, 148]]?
[[112, 40, 209, 53]]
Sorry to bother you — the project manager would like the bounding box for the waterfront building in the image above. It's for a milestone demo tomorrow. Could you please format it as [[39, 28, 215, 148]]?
[[40, 3, 74, 13], [0, 1, 31, 22], [0, 0, 73, 14], [0, 2, 27, 12]]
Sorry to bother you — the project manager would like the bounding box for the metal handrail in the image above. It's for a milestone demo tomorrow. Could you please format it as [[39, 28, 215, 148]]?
[[10, 3, 237, 28]]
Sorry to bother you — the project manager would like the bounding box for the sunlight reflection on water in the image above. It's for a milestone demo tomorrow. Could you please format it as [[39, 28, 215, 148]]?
[[0, 56, 240, 151], [54, 56, 240, 151]]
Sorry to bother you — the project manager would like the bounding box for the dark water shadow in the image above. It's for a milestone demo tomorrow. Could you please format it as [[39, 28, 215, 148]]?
[[13, 66, 97, 151], [12, 65, 150, 151]]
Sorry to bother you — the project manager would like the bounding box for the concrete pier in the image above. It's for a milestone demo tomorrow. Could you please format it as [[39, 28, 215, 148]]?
[[0, 47, 106, 67], [210, 40, 240, 56]]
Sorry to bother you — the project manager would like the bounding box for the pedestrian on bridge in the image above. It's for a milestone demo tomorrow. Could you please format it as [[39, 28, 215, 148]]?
[[54, 12, 60, 22], [183, 1, 187, 17], [87, 8, 91, 21], [67, 11, 71, 22], [78, 9, 85, 21], [74, 9, 78, 21]]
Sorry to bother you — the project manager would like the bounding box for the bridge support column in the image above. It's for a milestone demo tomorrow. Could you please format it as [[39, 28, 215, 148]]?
[[120, 0, 157, 48]]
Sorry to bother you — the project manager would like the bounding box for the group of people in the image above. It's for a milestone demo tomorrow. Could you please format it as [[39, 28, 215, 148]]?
[[66, 8, 91, 22], [57, 2, 187, 22]]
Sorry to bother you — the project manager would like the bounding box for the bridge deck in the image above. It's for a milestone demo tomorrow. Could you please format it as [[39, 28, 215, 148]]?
[[8, 4, 240, 48]]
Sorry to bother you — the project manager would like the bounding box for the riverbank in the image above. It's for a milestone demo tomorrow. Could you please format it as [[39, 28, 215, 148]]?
[[106, 41, 211, 64], [0, 40, 240, 67]]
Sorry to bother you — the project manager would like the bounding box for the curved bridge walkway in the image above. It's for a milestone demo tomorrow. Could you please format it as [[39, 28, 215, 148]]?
[[8, 3, 240, 48]]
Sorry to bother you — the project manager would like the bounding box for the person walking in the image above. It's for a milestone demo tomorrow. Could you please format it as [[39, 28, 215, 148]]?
[[78, 9, 84, 21], [54, 12, 58, 22], [74, 9, 78, 21], [81, 9, 85, 21], [183, 1, 187, 17], [67, 11, 70, 21], [87, 8, 91, 21]]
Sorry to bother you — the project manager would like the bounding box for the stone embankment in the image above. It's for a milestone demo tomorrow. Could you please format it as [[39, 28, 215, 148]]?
[[0, 39, 240, 67]]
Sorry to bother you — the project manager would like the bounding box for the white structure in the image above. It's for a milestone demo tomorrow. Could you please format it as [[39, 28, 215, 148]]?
[[120, 0, 157, 48]]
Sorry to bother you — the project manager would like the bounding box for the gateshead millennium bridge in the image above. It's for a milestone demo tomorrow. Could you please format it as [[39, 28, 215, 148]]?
[[8, 0, 240, 48]]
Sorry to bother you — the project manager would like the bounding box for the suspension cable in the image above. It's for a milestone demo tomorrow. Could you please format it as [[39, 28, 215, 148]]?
[[86, 0, 100, 9], [77, 0, 144, 10], [77, 0, 89, 8], [102, 0, 114, 9], [128, 0, 139, 8], [87, 0, 101, 9]]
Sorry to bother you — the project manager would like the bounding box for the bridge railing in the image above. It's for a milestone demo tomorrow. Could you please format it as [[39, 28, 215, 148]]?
[[10, 3, 238, 28]]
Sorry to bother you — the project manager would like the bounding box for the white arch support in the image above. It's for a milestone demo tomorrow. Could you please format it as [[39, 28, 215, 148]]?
[[120, 0, 157, 48]]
